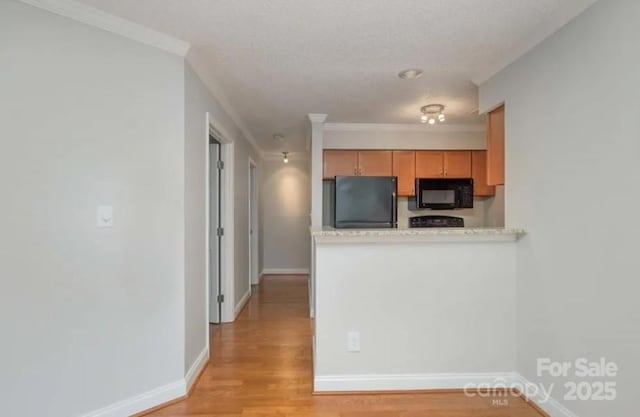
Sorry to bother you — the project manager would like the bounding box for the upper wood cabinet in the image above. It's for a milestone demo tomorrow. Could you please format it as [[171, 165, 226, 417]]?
[[358, 150, 392, 177], [487, 105, 505, 185], [325, 149, 498, 198], [323, 150, 392, 179], [392, 151, 416, 196], [323, 150, 358, 179], [415, 151, 444, 178], [415, 150, 472, 179], [472, 150, 495, 196], [443, 151, 472, 178]]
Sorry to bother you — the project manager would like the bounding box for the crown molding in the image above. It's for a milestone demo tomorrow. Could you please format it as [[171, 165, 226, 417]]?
[[20, 0, 190, 56], [23, 0, 261, 153], [187, 54, 263, 154], [308, 114, 328, 124], [323, 123, 485, 133]]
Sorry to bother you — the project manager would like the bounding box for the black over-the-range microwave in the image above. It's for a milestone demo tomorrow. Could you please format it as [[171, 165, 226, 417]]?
[[409, 178, 474, 210]]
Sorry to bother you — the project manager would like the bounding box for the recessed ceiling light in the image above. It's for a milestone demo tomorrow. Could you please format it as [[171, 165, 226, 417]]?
[[398, 68, 424, 80], [273, 134, 285, 142]]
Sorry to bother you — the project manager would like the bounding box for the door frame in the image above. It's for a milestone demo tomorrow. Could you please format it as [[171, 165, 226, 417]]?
[[205, 112, 235, 329], [248, 158, 259, 288], [207, 136, 223, 324]]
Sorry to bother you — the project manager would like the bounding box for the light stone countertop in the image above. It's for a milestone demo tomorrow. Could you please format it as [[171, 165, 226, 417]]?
[[310, 226, 525, 243]]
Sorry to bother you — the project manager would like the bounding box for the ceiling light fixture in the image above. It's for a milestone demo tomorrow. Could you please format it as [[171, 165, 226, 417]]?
[[420, 104, 446, 125], [283, 152, 289, 164], [273, 134, 285, 142], [398, 68, 424, 80]]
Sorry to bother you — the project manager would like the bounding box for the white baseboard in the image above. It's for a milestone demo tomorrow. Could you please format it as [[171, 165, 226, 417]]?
[[185, 346, 209, 392], [81, 379, 186, 417], [514, 374, 579, 417], [261, 268, 309, 275], [234, 289, 251, 318], [82, 348, 210, 417], [314, 372, 518, 392], [314, 372, 579, 416]]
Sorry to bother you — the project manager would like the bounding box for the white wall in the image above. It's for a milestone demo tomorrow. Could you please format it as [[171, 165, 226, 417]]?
[[480, 1, 639, 416], [183, 64, 209, 374], [0, 2, 185, 416], [323, 124, 485, 150], [483, 185, 505, 228], [314, 239, 516, 388], [261, 157, 311, 272], [232, 132, 261, 304], [184, 61, 262, 322]]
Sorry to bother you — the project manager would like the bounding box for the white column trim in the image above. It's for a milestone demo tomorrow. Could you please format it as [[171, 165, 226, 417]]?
[[309, 113, 327, 228]]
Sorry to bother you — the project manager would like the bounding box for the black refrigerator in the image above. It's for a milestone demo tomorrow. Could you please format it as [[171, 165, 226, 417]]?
[[334, 176, 397, 229]]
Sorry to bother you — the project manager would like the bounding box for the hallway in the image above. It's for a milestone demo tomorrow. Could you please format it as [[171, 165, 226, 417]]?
[[148, 275, 544, 417]]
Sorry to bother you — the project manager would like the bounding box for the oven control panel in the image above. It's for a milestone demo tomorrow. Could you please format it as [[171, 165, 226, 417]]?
[[409, 215, 464, 228]]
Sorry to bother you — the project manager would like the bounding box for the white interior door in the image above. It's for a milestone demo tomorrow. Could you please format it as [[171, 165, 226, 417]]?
[[249, 162, 258, 286], [209, 138, 222, 323]]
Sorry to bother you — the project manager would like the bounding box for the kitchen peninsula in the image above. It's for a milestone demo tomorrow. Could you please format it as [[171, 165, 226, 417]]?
[[310, 226, 524, 392], [307, 108, 520, 392]]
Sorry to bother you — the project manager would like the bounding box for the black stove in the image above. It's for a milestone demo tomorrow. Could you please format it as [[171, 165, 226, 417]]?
[[409, 215, 464, 228]]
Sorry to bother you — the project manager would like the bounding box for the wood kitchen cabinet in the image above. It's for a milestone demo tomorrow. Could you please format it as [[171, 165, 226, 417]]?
[[443, 151, 472, 178], [323, 150, 392, 179], [415, 150, 472, 179], [325, 148, 500, 198], [357, 150, 392, 176], [472, 150, 495, 196], [415, 151, 444, 178], [392, 151, 416, 196], [323, 150, 358, 179], [487, 105, 505, 185]]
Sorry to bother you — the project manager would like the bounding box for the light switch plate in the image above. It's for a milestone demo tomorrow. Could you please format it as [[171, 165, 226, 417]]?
[[97, 206, 114, 228], [347, 331, 360, 352]]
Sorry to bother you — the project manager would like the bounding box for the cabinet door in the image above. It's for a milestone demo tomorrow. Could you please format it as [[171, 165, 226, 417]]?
[[358, 150, 392, 176], [472, 151, 495, 196], [415, 151, 444, 178], [323, 150, 358, 179], [392, 151, 416, 196], [444, 151, 472, 178], [487, 105, 505, 185]]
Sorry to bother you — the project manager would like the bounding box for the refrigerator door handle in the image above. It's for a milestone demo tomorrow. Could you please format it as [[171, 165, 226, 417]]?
[[391, 191, 397, 227]]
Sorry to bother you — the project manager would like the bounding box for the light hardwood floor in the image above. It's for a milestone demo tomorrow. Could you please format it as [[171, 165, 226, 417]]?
[[147, 275, 545, 417]]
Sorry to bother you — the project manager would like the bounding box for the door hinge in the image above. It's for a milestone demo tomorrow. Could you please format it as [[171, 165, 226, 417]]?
[[217, 227, 224, 237], [217, 294, 224, 303], [217, 160, 224, 170]]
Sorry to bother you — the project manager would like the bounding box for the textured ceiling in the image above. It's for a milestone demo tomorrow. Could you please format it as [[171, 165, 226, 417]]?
[[76, 0, 597, 152]]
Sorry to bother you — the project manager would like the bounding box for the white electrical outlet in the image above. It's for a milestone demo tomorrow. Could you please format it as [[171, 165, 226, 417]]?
[[347, 331, 360, 352]]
